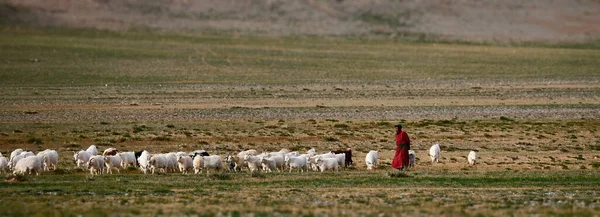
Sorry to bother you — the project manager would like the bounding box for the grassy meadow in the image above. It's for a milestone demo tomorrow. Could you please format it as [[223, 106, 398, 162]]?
[[0, 25, 599, 216]]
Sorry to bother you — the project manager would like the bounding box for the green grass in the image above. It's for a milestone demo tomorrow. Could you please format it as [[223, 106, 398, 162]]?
[[1, 26, 599, 87], [0, 170, 599, 216]]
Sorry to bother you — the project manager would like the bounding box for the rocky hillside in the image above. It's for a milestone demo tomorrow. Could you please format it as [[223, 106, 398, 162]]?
[[2, 0, 600, 42]]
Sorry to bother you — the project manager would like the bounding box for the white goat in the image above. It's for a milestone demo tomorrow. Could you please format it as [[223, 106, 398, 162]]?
[[194, 155, 222, 175], [236, 149, 258, 171], [265, 152, 285, 171], [365, 150, 378, 170], [468, 151, 477, 165], [315, 157, 339, 172], [73, 150, 93, 168], [137, 150, 151, 174], [243, 154, 262, 173], [13, 156, 43, 176], [119, 152, 137, 168], [0, 156, 7, 174], [87, 155, 105, 176], [86, 145, 98, 155], [104, 155, 122, 174], [334, 153, 346, 169], [9, 149, 24, 162], [37, 149, 58, 171], [429, 144, 440, 163], [285, 155, 308, 173], [260, 157, 277, 173], [408, 150, 416, 167]]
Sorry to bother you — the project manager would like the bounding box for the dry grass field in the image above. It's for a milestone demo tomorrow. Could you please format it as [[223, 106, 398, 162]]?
[[0, 26, 599, 216]]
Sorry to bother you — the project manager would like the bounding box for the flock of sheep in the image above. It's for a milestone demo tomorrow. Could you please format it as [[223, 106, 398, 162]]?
[[0, 144, 478, 176]]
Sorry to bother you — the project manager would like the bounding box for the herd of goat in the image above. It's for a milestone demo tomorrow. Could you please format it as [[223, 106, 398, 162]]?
[[0, 144, 478, 176]]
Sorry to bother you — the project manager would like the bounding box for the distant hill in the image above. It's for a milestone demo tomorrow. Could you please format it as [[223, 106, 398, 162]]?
[[2, 0, 600, 42]]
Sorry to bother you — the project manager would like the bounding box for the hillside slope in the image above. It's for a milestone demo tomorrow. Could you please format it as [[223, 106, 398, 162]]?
[[2, 0, 600, 42]]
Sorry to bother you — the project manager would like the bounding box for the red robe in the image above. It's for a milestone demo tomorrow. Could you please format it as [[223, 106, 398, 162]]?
[[391, 131, 410, 169]]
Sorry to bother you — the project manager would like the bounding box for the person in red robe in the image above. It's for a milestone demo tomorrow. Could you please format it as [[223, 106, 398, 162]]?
[[391, 124, 410, 170]]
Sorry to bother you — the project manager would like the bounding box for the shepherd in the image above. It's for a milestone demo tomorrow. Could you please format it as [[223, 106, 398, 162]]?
[[391, 124, 411, 171]]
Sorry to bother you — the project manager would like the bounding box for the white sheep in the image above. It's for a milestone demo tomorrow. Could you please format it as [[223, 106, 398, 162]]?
[[87, 155, 105, 176], [86, 145, 98, 155], [315, 157, 338, 172], [175, 152, 188, 158], [13, 156, 43, 176], [37, 149, 58, 171], [73, 150, 92, 168], [408, 150, 416, 167], [429, 144, 440, 163], [177, 155, 194, 174], [165, 153, 178, 172], [243, 154, 262, 173], [0, 156, 8, 174], [285, 155, 308, 173], [365, 150, 378, 170], [137, 150, 151, 174], [119, 152, 137, 168], [194, 155, 222, 175], [260, 157, 277, 173], [104, 155, 122, 174], [468, 151, 477, 165], [150, 154, 169, 174]]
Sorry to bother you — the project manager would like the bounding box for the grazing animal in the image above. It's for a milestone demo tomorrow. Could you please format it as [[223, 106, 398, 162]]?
[[190, 150, 210, 159], [194, 155, 222, 175], [13, 156, 43, 176], [315, 157, 339, 172], [265, 152, 285, 172], [243, 154, 262, 173], [285, 155, 308, 173], [137, 150, 151, 174], [37, 149, 58, 171], [408, 150, 416, 167], [365, 150, 378, 170], [332, 148, 353, 167], [134, 151, 143, 166], [429, 144, 441, 163], [9, 149, 24, 162], [73, 150, 93, 168], [306, 148, 317, 157], [468, 151, 477, 165], [104, 155, 122, 174], [236, 149, 258, 171], [224, 154, 236, 171], [103, 148, 118, 156], [86, 145, 98, 155], [260, 157, 277, 173], [0, 156, 7, 174], [150, 154, 169, 174], [176, 155, 194, 174], [165, 153, 178, 172], [8, 154, 25, 170], [119, 152, 137, 168], [87, 155, 105, 176], [334, 153, 346, 169]]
